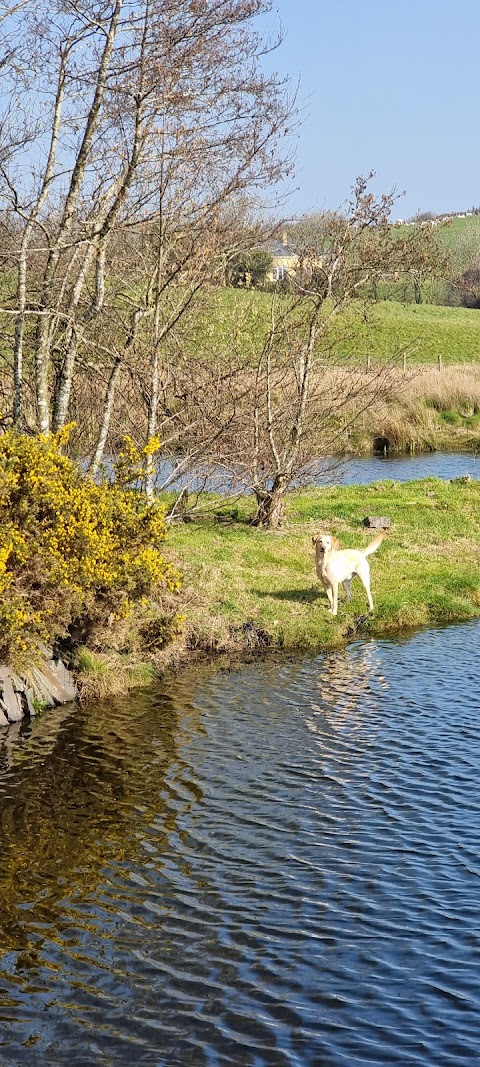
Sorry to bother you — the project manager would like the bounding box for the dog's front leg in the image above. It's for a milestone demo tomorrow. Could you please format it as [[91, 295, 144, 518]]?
[[325, 585, 334, 611]]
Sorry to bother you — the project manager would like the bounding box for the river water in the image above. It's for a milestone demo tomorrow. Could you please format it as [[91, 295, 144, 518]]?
[[338, 449, 479, 484], [1, 619, 479, 1066], [156, 449, 480, 494]]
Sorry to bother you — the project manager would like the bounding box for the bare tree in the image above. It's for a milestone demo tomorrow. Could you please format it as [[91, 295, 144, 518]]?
[[0, 0, 295, 443], [216, 176, 448, 528]]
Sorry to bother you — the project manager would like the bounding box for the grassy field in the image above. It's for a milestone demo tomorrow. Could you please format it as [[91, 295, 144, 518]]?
[[201, 210, 480, 364], [365, 302, 480, 363], [435, 213, 480, 256], [199, 287, 480, 366], [168, 477, 480, 659], [191, 207, 480, 364], [190, 288, 480, 453]]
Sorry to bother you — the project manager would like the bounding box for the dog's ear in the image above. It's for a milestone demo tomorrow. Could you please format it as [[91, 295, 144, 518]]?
[[312, 535, 318, 545], [332, 536, 340, 549]]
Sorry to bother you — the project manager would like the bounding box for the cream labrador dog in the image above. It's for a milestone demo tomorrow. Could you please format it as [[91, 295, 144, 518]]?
[[312, 531, 386, 616]]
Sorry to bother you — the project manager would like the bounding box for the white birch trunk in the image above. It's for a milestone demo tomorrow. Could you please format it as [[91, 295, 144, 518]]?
[[88, 356, 122, 479], [34, 0, 123, 432]]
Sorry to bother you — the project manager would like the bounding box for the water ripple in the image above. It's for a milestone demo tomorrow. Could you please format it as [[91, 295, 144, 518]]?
[[0, 621, 479, 1064]]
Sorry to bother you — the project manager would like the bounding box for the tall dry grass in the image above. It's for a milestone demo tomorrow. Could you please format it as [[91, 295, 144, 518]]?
[[335, 364, 480, 452], [402, 364, 480, 414]]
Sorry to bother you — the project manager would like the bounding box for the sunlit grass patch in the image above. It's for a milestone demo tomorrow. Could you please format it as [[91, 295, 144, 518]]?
[[170, 477, 480, 656], [74, 647, 156, 701]]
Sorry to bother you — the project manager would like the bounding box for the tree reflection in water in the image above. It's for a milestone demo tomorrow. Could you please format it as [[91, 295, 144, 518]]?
[[0, 682, 204, 973]]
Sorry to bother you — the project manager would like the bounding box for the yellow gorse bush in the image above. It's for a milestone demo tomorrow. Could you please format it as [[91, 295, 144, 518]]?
[[0, 428, 180, 667], [115, 434, 162, 488]]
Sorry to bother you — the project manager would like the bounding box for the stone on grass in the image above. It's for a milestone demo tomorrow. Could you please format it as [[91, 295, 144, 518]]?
[[363, 516, 391, 530]]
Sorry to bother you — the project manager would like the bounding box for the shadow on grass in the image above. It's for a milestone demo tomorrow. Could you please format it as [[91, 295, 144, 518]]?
[[252, 585, 320, 604]]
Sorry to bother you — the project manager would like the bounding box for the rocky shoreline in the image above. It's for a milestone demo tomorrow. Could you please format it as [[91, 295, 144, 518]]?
[[0, 648, 77, 725]]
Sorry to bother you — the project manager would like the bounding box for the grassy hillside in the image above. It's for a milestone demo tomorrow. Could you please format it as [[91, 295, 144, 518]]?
[[436, 214, 480, 255], [365, 302, 480, 363], [397, 212, 480, 254], [199, 287, 480, 365]]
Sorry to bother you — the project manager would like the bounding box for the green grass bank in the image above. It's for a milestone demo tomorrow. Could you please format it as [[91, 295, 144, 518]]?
[[168, 476, 480, 658]]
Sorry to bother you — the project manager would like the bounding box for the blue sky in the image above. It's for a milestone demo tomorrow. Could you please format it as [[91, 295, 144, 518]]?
[[261, 0, 480, 220]]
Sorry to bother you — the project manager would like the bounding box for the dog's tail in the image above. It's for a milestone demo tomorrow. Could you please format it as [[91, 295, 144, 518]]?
[[362, 530, 387, 557]]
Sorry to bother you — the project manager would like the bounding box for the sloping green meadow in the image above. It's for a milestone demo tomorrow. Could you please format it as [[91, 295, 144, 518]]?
[[436, 213, 480, 251], [365, 302, 480, 363], [170, 477, 480, 655], [195, 288, 480, 365]]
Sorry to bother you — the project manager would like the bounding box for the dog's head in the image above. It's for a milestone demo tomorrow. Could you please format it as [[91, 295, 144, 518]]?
[[312, 533, 339, 554]]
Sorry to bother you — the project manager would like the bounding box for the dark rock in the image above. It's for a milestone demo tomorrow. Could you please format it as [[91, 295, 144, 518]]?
[[9, 672, 36, 716], [21, 686, 37, 717], [0, 667, 24, 722], [363, 516, 391, 530], [30, 667, 57, 708], [48, 658, 77, 702], [0, 652, 77, 727]]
